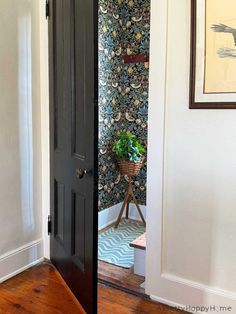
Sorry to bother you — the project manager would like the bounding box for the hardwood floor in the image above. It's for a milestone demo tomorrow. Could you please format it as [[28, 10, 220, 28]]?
[[0, 262, 186, 314], [0, 262, 85, 314], [98, 260, 145, 295], [99, 285, 186, 314]]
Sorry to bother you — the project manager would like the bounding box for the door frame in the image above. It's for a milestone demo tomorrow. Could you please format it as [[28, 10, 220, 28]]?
[[146, 0, 236, 311], [39, 0, 236, 310], [38, 0, 163, 297], [39, 0, 50, 259]]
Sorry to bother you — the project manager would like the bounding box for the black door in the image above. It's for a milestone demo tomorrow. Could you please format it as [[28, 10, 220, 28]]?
[[48, 1, 98, 313]]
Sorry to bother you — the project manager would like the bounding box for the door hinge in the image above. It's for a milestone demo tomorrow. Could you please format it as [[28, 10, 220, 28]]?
[[48, 215, 52, 235], [45, 0, 49, 19]]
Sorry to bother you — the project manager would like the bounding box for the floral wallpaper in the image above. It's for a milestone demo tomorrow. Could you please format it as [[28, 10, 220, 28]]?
[[98, 0, 150, 211]]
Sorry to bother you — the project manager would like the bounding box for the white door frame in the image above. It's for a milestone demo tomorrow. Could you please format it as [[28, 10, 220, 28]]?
[[146, 1, 236, 312], [146, 0, 170, 303], [39, 1, 50, 259]]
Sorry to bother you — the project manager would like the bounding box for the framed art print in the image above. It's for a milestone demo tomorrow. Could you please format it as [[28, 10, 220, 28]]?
[[190, 0, 236, 108]]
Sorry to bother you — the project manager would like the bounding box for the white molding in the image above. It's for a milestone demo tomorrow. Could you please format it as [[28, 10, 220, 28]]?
[[98, 203, 146, 231], [39, 0, 50, 259], [150, 295, 195, 314], [156, 273, 236, 313], [151, 276, 236, 314], [162, 273, 236, 301], [129, 203, 146, 221], [0, 239, 44, 283], [146, 0, 168, 297], [98, 203, 121, 230]]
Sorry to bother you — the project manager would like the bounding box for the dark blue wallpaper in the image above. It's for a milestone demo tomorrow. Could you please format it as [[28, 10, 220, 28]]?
[[98, 0, 150, 211]]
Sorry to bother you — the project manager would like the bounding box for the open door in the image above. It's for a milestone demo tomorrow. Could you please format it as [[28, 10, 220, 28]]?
[[48, 1, 98, 313]]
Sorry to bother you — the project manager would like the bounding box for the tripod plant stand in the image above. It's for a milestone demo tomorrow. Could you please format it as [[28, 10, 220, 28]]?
[[114, 160, 146, 228]]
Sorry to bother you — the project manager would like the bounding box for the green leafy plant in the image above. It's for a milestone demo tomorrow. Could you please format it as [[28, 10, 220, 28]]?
[[113, 131, 145, 162]]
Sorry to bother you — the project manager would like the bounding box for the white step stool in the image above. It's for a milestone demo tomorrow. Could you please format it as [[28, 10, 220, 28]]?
[[130, 232, 146, 277]]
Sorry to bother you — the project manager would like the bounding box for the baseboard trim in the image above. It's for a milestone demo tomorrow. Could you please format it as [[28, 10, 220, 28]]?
[[98, 204, 121, 230], [99, 203, 146, 231], [162, 273, 236, 301], [150, 295, 195, 314], [0, 239, 44, 283], [150, 273, 236, 314]]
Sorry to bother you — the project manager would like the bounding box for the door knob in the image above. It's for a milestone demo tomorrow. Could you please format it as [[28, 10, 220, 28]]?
[[76, 168, 87, 179]]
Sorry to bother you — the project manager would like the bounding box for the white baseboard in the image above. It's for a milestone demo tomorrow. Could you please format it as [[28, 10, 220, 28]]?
[[129, 203, 146, 221], [99, 203, 146, 230], [98, 203, 121, 230], [0, 239, 44, 283], [150, 273, 236, 314], [150, 295, 195, 314]]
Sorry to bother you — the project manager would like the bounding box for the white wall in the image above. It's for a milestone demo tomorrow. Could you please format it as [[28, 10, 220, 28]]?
[[0, 0, 43, 280], [164, 0, 236, 292], [147, 0, 236, 311]]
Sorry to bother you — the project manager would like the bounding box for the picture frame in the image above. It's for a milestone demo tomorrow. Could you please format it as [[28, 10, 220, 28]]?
[[190, 0, 236, 109]]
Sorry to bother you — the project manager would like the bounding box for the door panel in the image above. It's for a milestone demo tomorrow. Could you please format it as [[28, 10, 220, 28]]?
[[72, 192, 86, 270], [48, 1, 98, 313], [55, 181, 65, 245], [73, 0, 86, 158]]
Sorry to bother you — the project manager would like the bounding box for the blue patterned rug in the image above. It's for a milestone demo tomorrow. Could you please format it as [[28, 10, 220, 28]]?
[[98, 220, 146, 268]]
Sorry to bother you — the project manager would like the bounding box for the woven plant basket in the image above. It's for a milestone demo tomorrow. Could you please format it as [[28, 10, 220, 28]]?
[[117, 158, 143, 176]]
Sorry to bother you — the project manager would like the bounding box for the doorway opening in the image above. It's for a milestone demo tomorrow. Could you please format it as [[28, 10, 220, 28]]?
[[97, 0, 150, 295]]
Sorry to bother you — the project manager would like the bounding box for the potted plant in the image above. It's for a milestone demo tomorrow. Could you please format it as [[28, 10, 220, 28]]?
[[113, 131, 145, 176]]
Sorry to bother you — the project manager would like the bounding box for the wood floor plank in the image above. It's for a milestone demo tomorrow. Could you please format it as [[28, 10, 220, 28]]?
[[0, 262, 85, 314], [98, 260, 145, 294], [0, 262, 186, 314], [98, 284, 186, 314]]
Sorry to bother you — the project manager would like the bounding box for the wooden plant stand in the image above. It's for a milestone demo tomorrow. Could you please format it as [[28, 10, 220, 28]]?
[[114, 176, 146, 228]]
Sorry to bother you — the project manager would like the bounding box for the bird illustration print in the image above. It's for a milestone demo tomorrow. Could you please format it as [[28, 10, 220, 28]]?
[[211, 23, 236, 46]]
